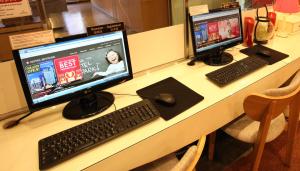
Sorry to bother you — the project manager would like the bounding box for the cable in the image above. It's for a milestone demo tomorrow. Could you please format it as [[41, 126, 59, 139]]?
[[112, 93, 139, 97], [187, 59, 197, 66], [112, 103, 117, 111], [3, 111, 34, 129], [187, 57, 198, 66], [2, 92, 145, 129], [187, 56, 204, 66], [112, 93, 153, 100]]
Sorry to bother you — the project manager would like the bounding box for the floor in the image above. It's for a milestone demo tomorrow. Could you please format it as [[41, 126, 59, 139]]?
[[191, 123, 300, 171]]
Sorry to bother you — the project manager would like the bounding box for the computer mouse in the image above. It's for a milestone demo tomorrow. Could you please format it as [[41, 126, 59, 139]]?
[[256, 50, 271, 58], [154, 93, 176, 106]]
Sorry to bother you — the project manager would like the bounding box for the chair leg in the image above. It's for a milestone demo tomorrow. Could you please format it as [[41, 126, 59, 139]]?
[[251, 110, 273, 171], [208, 131, 216, 161], [285, 98, 300, 166]]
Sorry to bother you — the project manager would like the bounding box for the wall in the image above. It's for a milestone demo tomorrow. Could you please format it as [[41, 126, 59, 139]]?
[[91, 0, 170, 33], [128, 24, 184, 73], [0, 61, 27, 114]]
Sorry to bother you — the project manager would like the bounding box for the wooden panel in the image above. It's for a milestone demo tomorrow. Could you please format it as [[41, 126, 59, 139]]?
[[91, 0, 114, 16], [0, 34, 13, 62], [92, 0, 170, 33], [44, 0, 68, 14], [0, 28, 43, 62], [115, 0, 144, 32], [0, 61, 27, 114], [140, 0, 170, 31]]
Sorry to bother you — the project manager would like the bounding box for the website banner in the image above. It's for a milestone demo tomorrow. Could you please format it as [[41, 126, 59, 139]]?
[[193, 12, 241, 50]]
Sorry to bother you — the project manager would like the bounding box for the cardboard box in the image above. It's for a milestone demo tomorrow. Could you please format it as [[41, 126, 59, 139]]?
[[277, 13, 300, 34]]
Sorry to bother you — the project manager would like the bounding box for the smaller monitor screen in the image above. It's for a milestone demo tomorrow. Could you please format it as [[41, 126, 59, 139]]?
[[190, 8, 243, 54], [13, 31, 132, 111]]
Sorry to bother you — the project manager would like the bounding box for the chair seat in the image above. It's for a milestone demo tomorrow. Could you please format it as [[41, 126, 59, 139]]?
[[223, 113, 286, 143]]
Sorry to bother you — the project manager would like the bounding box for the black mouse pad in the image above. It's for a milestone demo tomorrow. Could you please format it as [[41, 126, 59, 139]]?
[[136, 77, 204, 120], [240, 44, 289, 65]]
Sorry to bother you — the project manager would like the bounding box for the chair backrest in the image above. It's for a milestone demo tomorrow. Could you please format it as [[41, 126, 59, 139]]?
[[171, 135, 206, 171], [245, 70, 300, 122], [186, 135, 206, 171], [263, 70, 300, 97], [262, 70, 300, 118], [244, 85, 300, 122]]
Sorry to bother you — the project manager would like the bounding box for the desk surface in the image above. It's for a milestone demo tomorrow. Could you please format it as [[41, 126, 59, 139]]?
[[1, 35, 300, 171]]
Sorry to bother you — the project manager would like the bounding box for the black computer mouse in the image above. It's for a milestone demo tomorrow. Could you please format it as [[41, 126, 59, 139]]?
[[256, 50, 271, 58], [154, 93, 176, 106]]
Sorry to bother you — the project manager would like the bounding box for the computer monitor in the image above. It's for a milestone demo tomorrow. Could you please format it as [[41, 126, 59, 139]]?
[[13, 30, 132, 119], [190, 7, 243, 66]]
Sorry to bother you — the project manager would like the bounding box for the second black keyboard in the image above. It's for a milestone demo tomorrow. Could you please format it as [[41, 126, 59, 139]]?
[[206, 56, 268, 86], [38, 99, 160, 170]]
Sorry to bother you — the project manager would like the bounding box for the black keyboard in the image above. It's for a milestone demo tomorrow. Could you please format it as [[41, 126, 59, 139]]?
[[206, 56, 268, 86], [38, 99, 160, 170]]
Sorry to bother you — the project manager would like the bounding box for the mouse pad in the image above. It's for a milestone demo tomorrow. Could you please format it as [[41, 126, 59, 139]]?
[[136, 77, 204, 120], [240, 44, 289, 65]]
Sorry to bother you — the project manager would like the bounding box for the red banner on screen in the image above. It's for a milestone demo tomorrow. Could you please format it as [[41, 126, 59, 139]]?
[[54, 55, 83, 85], [207, 22, 219, 41]]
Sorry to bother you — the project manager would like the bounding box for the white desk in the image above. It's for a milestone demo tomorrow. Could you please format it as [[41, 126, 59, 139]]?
[[0, 35, 300, 171]]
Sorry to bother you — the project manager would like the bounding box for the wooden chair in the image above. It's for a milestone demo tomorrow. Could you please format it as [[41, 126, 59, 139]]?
[[263, 70, 300, 120], [132, 135, 206, 171], [211, 70, 300, 171]]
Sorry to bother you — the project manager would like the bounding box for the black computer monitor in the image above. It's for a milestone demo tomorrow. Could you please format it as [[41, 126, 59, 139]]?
[[13, 30, 132, 119], [190, 7, 243, 66]]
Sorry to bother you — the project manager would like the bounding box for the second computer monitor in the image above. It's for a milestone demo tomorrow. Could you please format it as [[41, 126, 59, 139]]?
[[190, 7, 243, 66]]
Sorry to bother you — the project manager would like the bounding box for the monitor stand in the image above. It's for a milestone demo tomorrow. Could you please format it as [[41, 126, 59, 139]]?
[[63, 91, 114, 120], [202, 50, 233, 66]]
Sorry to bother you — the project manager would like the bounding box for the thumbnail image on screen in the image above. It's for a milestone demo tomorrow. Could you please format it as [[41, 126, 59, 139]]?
[[18, 31, 130, 105], [191, 8, 242, 53]]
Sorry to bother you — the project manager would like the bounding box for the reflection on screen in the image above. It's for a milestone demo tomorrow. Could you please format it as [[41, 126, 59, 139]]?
[[18, 31, 130, 104]]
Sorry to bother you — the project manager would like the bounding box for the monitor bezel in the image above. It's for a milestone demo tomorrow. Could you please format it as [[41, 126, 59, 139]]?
[[189, 7, 244, 59], [13, 30, 133, 112]]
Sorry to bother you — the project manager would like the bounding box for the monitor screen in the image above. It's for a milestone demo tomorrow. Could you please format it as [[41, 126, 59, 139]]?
[[190, 7, 243, 66], [13, 30, 132, 119]]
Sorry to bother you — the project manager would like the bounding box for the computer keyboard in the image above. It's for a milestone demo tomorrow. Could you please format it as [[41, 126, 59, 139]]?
[[205, 56, 268, 86], [38, 99, 160, 170]]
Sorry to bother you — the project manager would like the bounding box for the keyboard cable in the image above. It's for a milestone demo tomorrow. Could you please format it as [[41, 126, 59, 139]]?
[[3, 111, 34, 129], [2, 93, 146, 129]]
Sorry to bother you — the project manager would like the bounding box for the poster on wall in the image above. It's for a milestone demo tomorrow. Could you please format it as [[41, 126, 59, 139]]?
[[0, 0, 32, 20]]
